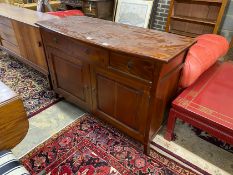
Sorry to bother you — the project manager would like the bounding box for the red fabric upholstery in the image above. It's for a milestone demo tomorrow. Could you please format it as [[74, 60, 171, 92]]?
[[180, 34, 229, 88], [165, 62, 233, 144], [47, 10, 84, 17]]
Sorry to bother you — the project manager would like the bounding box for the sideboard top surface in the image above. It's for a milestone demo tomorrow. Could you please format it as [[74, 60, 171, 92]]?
[[0, 3, 58, 27], [37, 16, 195, 62]]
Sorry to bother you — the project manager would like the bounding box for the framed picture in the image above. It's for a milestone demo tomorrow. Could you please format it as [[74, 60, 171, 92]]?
[[115, 0, 154, 28]]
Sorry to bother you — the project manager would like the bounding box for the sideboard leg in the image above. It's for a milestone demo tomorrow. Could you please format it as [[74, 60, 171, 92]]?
[[144, 142, 150, 155]]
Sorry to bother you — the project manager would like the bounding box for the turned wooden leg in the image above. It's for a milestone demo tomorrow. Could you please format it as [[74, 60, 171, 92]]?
[[164, 108, 177, 141]]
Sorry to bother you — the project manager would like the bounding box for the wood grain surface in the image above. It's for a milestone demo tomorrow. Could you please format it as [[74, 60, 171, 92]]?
[[39, 19, 193, 153], [37, 16, 195, 62], [0, 81, 28, 150], [0, 3, 58, 27]]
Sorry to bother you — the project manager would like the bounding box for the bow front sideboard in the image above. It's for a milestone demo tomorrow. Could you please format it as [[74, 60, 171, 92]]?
[[37, 16, 194, 154]]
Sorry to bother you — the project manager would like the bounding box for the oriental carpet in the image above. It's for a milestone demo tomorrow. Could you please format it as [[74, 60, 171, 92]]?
[[0, 51, 59, 117], [20, 114, 198, 175]]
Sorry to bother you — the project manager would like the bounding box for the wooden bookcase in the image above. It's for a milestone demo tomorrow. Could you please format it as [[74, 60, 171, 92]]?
[[165, 0, 228, 37]]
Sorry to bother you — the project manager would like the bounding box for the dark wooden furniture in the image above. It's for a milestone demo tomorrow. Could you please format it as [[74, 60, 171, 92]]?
[[61, 0, 114, 20], [60, 0, 83, 10], [0, 81, 28, 150], [83, 0, 114, 20], [166, 0, 228, 37], [165, 62, 233, 145], [37, 16, 194, 154], [0, 3, 57, 76]]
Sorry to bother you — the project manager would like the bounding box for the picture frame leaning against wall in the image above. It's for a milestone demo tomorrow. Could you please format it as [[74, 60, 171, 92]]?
[[115, 0, 154, 28]]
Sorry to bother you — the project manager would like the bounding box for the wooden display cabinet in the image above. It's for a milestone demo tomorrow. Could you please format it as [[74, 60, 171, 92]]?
[[166, 0, 228, 37]]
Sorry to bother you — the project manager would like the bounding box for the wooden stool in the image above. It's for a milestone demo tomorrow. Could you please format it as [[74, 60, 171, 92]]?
[[0, 81, 28, 150], [230, 36, 233, 48], [165, 62, 233, 145]]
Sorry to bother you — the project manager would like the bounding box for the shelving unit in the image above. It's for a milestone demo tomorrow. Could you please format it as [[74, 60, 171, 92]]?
[[165, 0, 228, 37]]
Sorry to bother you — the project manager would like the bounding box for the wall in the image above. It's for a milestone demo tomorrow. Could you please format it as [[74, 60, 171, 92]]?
[[152, 0, 170, 31]]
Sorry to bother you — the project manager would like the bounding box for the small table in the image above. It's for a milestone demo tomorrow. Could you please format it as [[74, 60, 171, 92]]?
[[165, 62, 233, 145], [0, 81, 28, 150]]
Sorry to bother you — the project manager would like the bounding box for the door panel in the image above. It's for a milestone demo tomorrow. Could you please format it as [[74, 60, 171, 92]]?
[[47, 47, 92, 111], [12, 21, 48, 72], [115, 83, 141, 130], [53, 56, 86, 100], [92, 68, 150, 136], [97, 76, 115, 116]]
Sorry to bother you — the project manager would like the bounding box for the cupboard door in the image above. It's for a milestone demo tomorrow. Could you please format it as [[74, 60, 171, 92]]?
[[12, 21, 48, 73], [47, 47, 92, 111], [91, 68, 151, 141]]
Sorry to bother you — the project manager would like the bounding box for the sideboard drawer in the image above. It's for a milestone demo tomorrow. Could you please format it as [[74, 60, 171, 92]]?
[[0, 23, 15, 37], [2, 40, 20, 55], [109, 52, 154, 81], [0, 16, 12, 27], [42, 30, 109, 65], [0, 28, 18, 46], [0, 32, 18, 46], [0, 22, 18, 46]]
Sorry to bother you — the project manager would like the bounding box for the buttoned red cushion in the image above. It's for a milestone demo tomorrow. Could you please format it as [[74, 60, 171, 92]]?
[[180, 34, 229, 88], [47, 10, 84, 17]]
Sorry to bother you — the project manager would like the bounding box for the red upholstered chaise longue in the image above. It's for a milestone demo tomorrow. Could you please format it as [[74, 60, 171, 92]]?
[[164, 34, 233, 145]]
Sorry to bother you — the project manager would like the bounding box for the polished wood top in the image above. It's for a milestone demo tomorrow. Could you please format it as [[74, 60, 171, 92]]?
[[37, 16, 195, 62], [0, 3, 58, 27]]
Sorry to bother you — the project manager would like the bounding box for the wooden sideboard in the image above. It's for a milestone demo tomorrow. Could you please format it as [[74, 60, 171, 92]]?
[[0, 3, 58, 76], [37, 16, 194, 154]]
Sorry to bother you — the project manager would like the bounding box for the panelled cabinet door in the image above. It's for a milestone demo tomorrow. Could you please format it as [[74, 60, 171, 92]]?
[[12, 21, 48, 73], [46, 47, 92, 111], [91, 68, 151, 141]]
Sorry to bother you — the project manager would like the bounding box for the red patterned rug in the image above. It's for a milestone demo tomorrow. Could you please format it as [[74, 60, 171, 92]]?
[[20, 114, 198, 175], [0, 51, 59, 117]]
